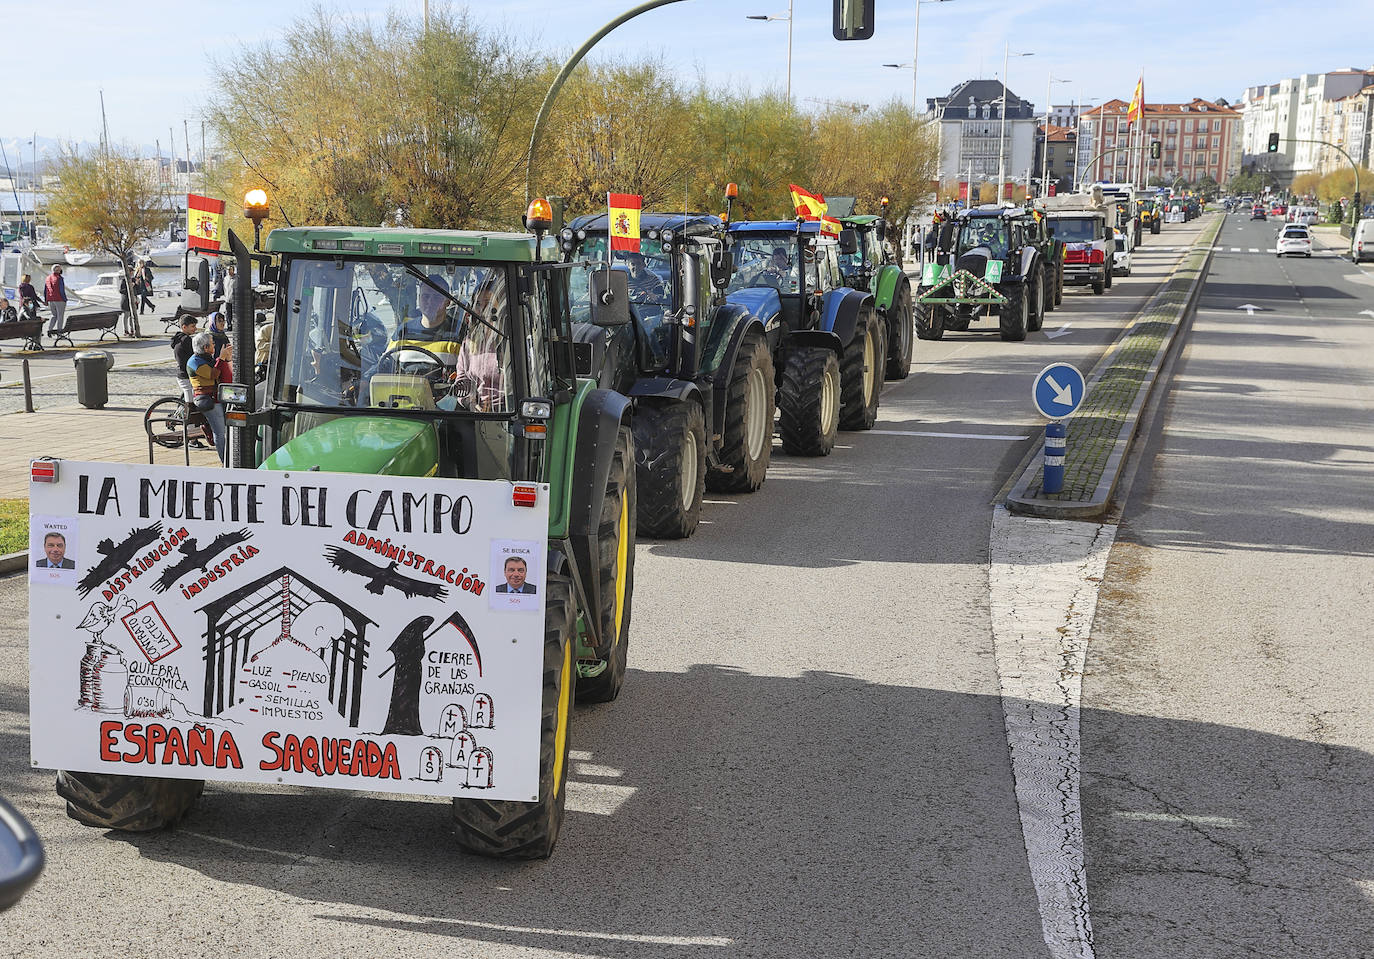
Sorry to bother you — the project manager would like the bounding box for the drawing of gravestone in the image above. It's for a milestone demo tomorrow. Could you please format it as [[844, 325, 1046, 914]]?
[[448, 730, 477, 769], [466, 747, 494, 789], [199, 568, 375, 726], [416, 745, 444, 782], [437, 702, 467, 738], [471, 692, 495, 729]]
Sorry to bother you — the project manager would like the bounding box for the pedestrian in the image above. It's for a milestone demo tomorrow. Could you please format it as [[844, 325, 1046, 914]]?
[[0, 297, 17, 323], [224, 264, 237, 330], [211, 266, 225, 303], [170, 316, 212, 451], [206, 310, 230, 357], [136, 260, 156, 316], [186, 332, 233, 464], [43, 265, 67, 337], [119, 272, 138, 337], [18, 274, 40, 320]]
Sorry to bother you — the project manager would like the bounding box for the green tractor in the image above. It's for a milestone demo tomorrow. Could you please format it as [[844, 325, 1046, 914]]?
[[830, 198, 916, 381], [53, 204, 636, 860], [916, 205, 1059, 342], [558, 212, 773, 538]]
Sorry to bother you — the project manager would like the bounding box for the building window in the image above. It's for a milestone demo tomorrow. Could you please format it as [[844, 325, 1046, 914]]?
[[1167, 120, 1178, 133], [1183, 136, 1192, 148], [1213, 119, 1222, 132], [1211, 135, 1220, 148], [1196, 152, 1207, 163], [1210, 152, 1219, 164]]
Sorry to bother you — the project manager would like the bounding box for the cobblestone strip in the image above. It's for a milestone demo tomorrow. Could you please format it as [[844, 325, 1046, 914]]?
[[1007, 217, 1224, 518]]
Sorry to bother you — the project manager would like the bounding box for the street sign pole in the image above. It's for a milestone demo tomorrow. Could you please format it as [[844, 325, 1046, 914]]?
[[1043, 421, 1066, 493], [1031, 362, 1085, 495]]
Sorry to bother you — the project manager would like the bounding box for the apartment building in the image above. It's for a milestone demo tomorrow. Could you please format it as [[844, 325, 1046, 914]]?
[[1078, 98, 1241, 187], [927, 79, 1037, 195]]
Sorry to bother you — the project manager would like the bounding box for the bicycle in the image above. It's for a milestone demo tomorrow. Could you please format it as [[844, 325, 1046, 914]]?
[[143, 394, 212, 464]]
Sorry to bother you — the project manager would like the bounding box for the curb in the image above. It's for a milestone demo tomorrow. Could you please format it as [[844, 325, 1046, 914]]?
[[0, 551, 25, 575], [1005, 220, 1220, 520]]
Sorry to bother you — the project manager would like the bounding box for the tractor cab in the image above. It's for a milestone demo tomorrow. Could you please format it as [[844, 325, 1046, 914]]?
[[725, 221, 851, 335], [257, 226, 583, 484]]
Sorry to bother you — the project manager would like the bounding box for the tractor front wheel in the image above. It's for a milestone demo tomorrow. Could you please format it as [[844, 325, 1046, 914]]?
[[577, 422, 635, 704], [706, 332, 774, 493], [633, 400, 704, 540], [840, 308, 884, 431], [884, 281, 915, 380], [999, 285, 1029, 342], [56, 771, 204, 832], [777, 346, 840, 456], [915, 298, 945, 340], [1027, 271, 1045, 333], [452, 572, 576, 859]]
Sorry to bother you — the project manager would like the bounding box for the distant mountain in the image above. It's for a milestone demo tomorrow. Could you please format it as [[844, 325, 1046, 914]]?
[[0, 135, 172, 173]]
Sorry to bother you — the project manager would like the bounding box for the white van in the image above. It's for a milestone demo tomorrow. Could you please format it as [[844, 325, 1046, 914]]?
[[1352, 219, 1374, 263], [1288, 206, 1319, 226]]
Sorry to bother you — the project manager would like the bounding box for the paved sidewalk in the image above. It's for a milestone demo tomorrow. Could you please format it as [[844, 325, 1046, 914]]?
[[1006, 214, 1225, 518]]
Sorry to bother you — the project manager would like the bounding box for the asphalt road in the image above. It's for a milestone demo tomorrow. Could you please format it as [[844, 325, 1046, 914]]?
[[1084, 214, 1374, 957], [0, 222, 1204, 958]]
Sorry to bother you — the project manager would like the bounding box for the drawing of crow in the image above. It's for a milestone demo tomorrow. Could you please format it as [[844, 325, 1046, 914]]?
[[78, 522, 164, 597], [152, 529, 254, 593], [323, 546, 448, 600]]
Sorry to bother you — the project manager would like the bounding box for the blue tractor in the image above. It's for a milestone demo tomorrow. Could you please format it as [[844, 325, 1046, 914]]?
[[724, 219, 884, 456]]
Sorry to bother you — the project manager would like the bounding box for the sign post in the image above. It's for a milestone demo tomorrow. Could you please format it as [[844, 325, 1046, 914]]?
[[1031, 362, 1086, 495]]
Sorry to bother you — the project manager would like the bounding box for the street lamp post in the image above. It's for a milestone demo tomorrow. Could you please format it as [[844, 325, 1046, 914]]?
[[880, 0, 955, 116], [1041, 75, 1071, 197], [747, 0, 793, 107], [997, 43, 1034, 201]]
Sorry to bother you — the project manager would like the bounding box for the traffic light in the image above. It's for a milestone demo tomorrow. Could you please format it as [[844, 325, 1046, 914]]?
[[1150, 140, 1161, 160], [1267, 132, 1280, 153], [833, 0, 874, 40]]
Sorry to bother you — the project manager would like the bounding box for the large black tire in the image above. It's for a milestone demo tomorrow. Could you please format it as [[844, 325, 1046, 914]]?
[[1151, 220, 1161, 235], [576, 423, 635, 704], [1027, 270, 1045, 334], [706, 332, 773, 493], [999, 284, 1028, 342], [1091, 278, 1105, 295], [452, 572, 576, 859], [1042, 264, 1056, 313], [915, 298, 944, 341], [777, 346, 840, 456], [633, 401, 704, 540], [1105, 266, 1113, 290], [839, 309, 883, 431], [56, 771, 203, 832], [883, 281, 914, 380], [1054, 261, 1064, 305]]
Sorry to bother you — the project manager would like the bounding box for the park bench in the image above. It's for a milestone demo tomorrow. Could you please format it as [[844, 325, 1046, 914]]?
[[48, 310, 121, 349], [0, 319, 46, 351]]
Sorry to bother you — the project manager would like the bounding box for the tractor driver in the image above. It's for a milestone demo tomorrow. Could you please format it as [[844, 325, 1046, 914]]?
[[622, 252, 665, 304], [758, 246, 795, 289]]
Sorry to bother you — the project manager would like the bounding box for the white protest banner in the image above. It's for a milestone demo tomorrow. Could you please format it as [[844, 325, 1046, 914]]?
[[29, 461, 549, 802]]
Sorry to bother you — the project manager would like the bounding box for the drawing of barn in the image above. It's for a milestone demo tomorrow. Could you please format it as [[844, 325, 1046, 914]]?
[[198, 567, 376, 726]]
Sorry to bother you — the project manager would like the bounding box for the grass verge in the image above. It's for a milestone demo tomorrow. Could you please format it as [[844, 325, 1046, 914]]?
[[0, 498, 26, 554]]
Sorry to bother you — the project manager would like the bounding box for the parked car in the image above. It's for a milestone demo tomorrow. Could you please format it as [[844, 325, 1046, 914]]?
[[1276, 224, 1313, 257]]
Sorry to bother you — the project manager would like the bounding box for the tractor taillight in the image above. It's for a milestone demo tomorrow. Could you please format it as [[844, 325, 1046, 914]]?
[[512, 484, 538, 508], [30, 458, 58, 484]]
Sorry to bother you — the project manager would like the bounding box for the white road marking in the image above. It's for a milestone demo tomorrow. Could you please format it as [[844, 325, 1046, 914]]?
[[318, 909, 734, 947], [990, 505, 1116, 959], [868, 429, 1028, 441], [1230, 247, 1242, 252], [1114, 811, 1248, 828], [1249, 248, 1260, 253], [1046, 324, 1073, 339]]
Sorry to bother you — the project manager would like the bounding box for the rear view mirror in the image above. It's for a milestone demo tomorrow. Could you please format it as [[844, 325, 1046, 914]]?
[[0, 795, 44, 912], [589, 267, 631, 327], [837, 229, 859, 255], [709, 249, 734, 290]]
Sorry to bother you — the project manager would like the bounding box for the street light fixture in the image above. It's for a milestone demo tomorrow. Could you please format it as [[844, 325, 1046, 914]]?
[[996, 44, 1034, 202], [1041, 75, 1072, 198], [746, 0, 794, 107], [244, 189, 270, 252], [880, 0, 955, 116]]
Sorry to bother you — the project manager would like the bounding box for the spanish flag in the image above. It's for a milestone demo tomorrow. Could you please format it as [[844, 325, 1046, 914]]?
[[790, 183, 827, 221], [608, 192, 642, 252], [1127, 75, 1144, 127], [186, 193, 225, 252], [820, 215, 841, 238]]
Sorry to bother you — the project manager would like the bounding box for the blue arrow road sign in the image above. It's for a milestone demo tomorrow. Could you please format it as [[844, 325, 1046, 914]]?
[[1032, 362, 1086, 419]]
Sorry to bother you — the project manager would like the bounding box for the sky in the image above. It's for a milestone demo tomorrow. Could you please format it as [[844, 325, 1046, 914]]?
[[4, 0, 1373, 162]]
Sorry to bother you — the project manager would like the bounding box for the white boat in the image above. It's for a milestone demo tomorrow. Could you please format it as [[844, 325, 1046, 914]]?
[[65, 249, 121, 267], [30, 243, 69, 265], [70, 271, 126, 309], [147, 241, 186, 268]]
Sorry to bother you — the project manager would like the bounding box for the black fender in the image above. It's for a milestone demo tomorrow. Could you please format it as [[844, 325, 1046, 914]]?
[[783, 328, 843, 357], [820, 288, 872, 347], [568, 388, 632, 650], [629, 376, 701, 405], [708, 309, 768, 442]]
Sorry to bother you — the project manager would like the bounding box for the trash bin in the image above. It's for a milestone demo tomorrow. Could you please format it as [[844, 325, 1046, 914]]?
[[74, 350, 114, 410]]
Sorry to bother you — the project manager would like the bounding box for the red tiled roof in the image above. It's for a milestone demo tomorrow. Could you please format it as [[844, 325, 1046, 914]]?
[[1038, 123, 1075, 141], [1083, 97, 1239, 118]]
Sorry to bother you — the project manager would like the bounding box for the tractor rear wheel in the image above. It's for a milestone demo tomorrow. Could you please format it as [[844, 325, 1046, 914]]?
[[56, 771, 203, 832], [577, 422, 635, 704], [840, 308, 884, 431], [452, 572, 576, 859], [706, 332, 773, 493], [633, 400, 704, 539], [999, 285, 1029, 342], [1027, 271, 1045, 333], [1042, 264, 1056, 313], [777, 346, 840, 456], [883, 281, 914, 380], [1055, 261, 1064, 305], [915, 298, 945, 340]]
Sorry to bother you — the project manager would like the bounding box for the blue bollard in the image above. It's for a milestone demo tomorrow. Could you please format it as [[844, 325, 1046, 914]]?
[[1043, 421, 1067, 494]]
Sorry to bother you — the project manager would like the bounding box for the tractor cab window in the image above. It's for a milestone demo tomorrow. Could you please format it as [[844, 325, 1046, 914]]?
[[956, 219, 1010, 259], [569, 235, 673, 367], [277, 258, 515, 415], [728, 238, 800, 294]]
